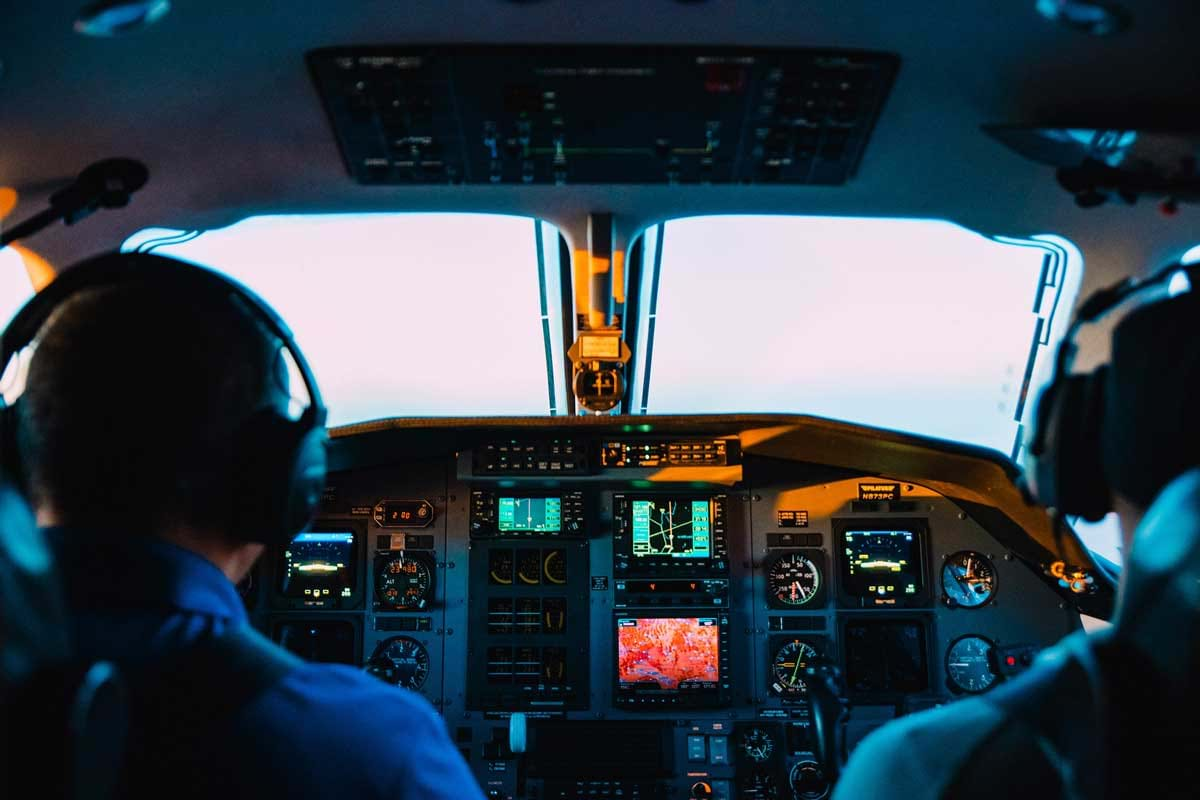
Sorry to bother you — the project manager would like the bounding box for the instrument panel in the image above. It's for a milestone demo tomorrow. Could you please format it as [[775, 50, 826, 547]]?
[[247, 431, 1081, 800]]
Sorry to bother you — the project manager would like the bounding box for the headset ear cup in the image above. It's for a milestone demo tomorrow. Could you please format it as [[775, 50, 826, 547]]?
[[230, 410, 327, 546], [286, 426, 328, 540], [1031, 372, 1111, 521]]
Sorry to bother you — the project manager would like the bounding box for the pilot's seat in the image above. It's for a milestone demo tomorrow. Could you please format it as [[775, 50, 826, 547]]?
[[0, 482, 126, 800]]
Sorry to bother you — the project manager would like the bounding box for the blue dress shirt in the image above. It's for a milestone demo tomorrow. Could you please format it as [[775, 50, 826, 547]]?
[[48, 528, 484, 800]]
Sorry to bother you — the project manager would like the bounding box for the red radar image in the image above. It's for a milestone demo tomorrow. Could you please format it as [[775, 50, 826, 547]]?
[[617, 617, 720, 688]]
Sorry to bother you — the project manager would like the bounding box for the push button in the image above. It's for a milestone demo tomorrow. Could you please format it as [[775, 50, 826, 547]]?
[[687, 734, 707, 763], [708, 735, 729, 764]]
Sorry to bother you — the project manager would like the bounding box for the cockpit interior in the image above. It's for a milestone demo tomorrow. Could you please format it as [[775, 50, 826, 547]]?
[[4, 2, 1200, 799]]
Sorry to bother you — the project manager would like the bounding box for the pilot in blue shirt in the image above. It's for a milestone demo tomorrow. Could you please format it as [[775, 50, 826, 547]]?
[[49, 528, 484, 800], [6, 254, 483, 800]]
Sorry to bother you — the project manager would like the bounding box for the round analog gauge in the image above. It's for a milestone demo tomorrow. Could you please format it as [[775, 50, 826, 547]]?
[[366, 636, 430, 690], [945, 635, 998, 694], [488, 550, 514, 585], [543, 550, 567, 585], [517, 549, 542, 585], [770, 639, 819, 699], [739, 727, 775, 762], [789, 761, 829, 800], [942, 551, 997, 608], [766, 553, 821, 608], [376, 553, 433, 610]]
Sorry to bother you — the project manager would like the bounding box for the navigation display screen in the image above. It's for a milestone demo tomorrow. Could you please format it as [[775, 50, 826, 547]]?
[[840, 529, 923, 602], [617, 617, 721, 692], [279, 531, 356, 600], [498, 497, 562, 533], [631, 499, 711, 559]]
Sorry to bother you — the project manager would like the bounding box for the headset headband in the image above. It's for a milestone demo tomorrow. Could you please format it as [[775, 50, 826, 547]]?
[[1052, 260, 1197, 380], [0, 252, 326, 426]]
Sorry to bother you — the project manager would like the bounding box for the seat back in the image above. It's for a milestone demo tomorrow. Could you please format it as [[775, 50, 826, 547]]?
[[0, 483, 127, 800]]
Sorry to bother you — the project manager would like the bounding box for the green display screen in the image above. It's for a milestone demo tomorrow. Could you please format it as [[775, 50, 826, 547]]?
[[497, 497, 562, 532]]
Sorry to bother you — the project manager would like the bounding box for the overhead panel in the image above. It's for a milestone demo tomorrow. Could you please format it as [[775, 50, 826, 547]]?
[[308, 46, 898, 186]]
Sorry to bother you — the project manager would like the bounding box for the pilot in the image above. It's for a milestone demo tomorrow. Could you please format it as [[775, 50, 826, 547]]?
[[5, 252, 484, 799], [833, 286, 1200, 799]]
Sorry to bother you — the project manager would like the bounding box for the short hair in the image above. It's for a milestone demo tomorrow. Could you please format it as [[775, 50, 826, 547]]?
[[15, 274, 281, 533], [1102, 291, 1200, 509]]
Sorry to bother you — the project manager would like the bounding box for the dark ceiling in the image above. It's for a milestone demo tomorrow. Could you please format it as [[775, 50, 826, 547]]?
[[2, 0, 1199, 303]]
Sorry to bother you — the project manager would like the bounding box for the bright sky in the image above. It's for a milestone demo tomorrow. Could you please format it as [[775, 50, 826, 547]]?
[[645, 216, 1075, 455], [0, 248, 34, 329], [129, 214, 555, 425]]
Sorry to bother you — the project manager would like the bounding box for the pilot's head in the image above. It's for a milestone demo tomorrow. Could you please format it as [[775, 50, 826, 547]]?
[[1030, 287, 1200, 549], [1100, 291, 1200, 531], [12, 253, 289, 561]]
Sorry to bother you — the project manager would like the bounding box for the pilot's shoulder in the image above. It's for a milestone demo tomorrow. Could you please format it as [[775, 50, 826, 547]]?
[[268, 661, 444, 729], [833, 698, 1005, 800], [233, 663, 480, 799]]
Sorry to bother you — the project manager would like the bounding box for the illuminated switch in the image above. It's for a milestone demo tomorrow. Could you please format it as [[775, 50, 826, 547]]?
[[710, 780, 731, 800], [708, 736, 729, 765], [687, 734, 707, 763]]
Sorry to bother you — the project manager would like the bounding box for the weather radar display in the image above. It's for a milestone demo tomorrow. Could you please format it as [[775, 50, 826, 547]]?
[[617, 617, 720, 690], [631, 499, 711, 559]]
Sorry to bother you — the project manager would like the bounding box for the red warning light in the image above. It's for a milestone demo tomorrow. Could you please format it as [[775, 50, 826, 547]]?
[[1006, 656, 1017, 667]]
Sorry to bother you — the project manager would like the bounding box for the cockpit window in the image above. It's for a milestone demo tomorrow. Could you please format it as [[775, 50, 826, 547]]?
[[1, 248, 34, 329], [630, 216, 1081, 456], [124, 214, 568, 426]]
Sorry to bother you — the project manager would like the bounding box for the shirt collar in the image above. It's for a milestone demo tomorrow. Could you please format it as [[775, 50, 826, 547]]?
[[45, 527, 248, 623]]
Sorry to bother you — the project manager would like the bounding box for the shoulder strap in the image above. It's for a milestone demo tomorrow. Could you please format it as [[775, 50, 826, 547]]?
[[122, 625, 302, 796]]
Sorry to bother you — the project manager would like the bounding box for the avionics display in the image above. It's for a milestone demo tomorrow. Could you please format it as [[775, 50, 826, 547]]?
[[836, 521, 928, 608], [615, 614, 730, 708], [613, 494, 729, 576], [631, 499, 711, 558], [498, 496, 562, 533], [278, 530, 358, 607], [470, 491, 584, 537]]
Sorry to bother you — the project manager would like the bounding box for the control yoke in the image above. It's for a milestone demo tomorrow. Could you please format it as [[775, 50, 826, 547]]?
[[802, 657, 849, 782]]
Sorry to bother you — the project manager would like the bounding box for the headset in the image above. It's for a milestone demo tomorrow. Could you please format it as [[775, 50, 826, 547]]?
[[0, 251, 328, 546], [1028, 259, 1197, 522]]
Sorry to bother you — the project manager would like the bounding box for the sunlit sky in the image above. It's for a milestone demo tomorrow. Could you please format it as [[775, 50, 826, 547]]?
[[129, 214, 554, 424], [1, 248, 33, 329], [645, 216, 1071, 454]]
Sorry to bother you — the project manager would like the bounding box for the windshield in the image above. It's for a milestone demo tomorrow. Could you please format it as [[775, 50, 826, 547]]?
[[630, 216, 1080, 456], [1, 248, 34, 329], [124, 214, 568, 426], [123, 213, 1079, 458]]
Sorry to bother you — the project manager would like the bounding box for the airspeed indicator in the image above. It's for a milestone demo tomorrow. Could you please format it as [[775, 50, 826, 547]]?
[[766, 552, 821, 608]]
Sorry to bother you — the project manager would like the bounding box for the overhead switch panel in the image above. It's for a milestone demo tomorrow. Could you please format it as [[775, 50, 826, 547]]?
[[308, 46, 898, 186]]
